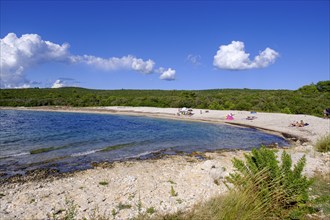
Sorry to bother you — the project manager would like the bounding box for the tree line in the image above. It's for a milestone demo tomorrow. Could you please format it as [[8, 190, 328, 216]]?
[[0, 81, 329, 117]]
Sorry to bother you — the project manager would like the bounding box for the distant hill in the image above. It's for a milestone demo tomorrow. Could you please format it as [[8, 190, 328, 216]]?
[[1, 81, 329, 117]]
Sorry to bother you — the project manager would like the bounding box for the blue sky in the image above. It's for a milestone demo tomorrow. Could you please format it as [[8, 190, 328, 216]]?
[[0, 0, 329, 90]]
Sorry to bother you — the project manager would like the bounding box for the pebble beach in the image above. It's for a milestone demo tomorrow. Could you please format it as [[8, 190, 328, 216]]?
[[0, 106, 329, 219]]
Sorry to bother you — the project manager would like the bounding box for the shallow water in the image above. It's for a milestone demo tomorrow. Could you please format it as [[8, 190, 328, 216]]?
[[0, 110, 288, 176]]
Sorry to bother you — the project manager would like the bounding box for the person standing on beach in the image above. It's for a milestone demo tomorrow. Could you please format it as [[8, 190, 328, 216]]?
[[324, 108, 330, 118]]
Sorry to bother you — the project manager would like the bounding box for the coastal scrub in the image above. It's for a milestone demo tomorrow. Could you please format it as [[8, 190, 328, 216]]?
[[146, 147, 317, 220], [226, 147, 313, 218], [315, 134, 330, 152]]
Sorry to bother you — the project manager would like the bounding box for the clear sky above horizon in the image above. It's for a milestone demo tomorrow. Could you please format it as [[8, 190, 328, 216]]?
[[1, 0, 329, 90]]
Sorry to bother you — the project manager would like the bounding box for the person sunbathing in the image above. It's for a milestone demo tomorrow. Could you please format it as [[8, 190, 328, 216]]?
[[298, 120, 305, 127], [290, 121, 299, 127], [226, 113, 234, 120], [290, 120, 309, 127], [246, 116, 257, 120], [299, 120, 309, 127]]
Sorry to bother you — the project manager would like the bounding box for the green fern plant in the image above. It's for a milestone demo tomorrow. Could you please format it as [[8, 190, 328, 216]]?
[[227, 146, 313, 217]]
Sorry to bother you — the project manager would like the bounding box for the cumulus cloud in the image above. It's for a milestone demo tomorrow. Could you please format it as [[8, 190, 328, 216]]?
[[51, 79, 65, 88], [0, 33, 70, 88], [0, 33, 175, 88], [71, 55, 155, 74], [51, 78, 80, 88], [213, 41, 279, 70], [186, 54, 201, 66], [159, 68, 176, 81]]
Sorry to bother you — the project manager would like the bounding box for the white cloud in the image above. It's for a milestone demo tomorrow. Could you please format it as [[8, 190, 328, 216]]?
[[51, 78, 79, 88], [0, 33, 176, 88], [159, 68, 176, 81], [186, 54, 201, 66], [1, 33, 70, 88], [213, 41, 279, 70], [71, 55, 155, 74], [51, 79, 65, 88], [253, 47, 279, 68]]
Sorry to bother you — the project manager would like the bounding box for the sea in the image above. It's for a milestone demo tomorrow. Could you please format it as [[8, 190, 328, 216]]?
[[0, 110, 288, 177]]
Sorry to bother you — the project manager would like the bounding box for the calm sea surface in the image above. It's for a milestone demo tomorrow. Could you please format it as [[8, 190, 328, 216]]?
[[0, 110, 288, 176]]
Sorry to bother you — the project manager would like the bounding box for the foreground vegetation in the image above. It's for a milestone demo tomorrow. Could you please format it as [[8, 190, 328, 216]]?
[[1, 81, 329, 117], [144, 147, 316, 220], [149, 173, 329, 220], [315, 134, 330, 153], [52, 147, 329, 220]]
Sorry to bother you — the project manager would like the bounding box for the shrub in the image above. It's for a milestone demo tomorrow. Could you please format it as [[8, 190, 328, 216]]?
[[315, 134, 330, 152], [281, 107, 292, 114], [309, 173, 330, 215], [226, 146, 313, 218]]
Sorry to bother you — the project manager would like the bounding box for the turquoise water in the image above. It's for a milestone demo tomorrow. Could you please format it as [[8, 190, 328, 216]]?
[[0, 110, 288, 177]]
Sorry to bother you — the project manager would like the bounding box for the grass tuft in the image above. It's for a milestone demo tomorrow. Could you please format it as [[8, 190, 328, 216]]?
[[146, 207, 156, 214], [170, 186, 178, 197], [99, 181, 109, 186], [111, 209, 118, 218], [117, 202, 132, 210], [168, 179, 176, 184], [315, 134, 330, 152]]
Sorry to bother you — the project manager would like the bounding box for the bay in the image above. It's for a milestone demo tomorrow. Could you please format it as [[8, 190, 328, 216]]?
[[0, 110, 288, 177]]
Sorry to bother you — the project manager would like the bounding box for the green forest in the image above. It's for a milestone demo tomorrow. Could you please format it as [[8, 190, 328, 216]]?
[[1, 81, 329, 117]]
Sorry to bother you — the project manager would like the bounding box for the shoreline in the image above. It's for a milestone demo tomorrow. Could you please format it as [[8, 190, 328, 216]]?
[[1, 146, 329, 220], [0, 106, 292, 181], [2, 105, 327, 144], [1, 106, 329, 219]]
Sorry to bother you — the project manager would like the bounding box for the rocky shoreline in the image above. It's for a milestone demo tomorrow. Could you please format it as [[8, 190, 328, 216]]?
[[0, 149, 224, 185]]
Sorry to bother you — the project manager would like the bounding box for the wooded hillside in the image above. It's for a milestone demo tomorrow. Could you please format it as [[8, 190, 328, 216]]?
[[1, 81, 329, 117]]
